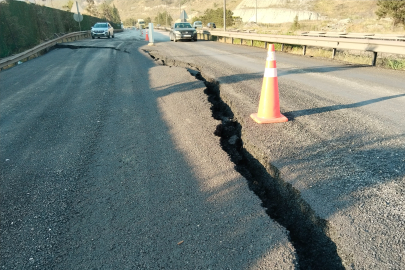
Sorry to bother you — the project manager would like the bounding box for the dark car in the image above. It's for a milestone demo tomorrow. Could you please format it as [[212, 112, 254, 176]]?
[[207, 22, 216, 28], [91, 22, 114, 39], [169, 22, 197, 42]]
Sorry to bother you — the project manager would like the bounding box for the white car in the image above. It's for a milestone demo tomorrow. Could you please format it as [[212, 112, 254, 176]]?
[[193, 21, 203, 29], [91, 22, 114, 39]]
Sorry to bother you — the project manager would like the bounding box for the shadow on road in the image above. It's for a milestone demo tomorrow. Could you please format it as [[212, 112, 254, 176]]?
[[284, 93, 405, 119]]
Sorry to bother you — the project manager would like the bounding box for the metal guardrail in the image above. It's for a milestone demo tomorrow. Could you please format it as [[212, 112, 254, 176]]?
[[198, 30, 405, 66], [299, 31, 405, 41], [3, 28, 404, 70], [0, 31, 91, 70]]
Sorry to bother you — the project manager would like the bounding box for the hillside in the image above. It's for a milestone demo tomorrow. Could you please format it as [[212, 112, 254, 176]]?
[[110, 0, 243, 24], [233, 0, 320, 24], [15, 0, 404, 34], [112, 0, 403, 33]]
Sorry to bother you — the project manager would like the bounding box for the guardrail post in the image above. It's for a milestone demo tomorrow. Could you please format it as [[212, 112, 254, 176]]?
[[251, 40, 254, 46], [241, 38, 243, 45], [372, 52, 377, 66], [332, 48, 336, 59], [281, 44, 284, 51], [231, 37, 234, 44], [264, 42, 268, 49], [303, 45, 307, 55]]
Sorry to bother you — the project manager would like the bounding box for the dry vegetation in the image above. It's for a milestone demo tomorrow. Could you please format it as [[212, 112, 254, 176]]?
[[232, 0, 404, 35], [113, 0, 404, 35], [112, 0, 242, 24]]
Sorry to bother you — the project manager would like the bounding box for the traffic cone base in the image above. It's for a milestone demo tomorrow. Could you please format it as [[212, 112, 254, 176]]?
[[250, 113, 288, 124]]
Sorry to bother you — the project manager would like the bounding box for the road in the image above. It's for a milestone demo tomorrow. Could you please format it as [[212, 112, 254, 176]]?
[[1, 29, 404, 269], [146, 29, 405, 269], [1, 30, 296, 269]]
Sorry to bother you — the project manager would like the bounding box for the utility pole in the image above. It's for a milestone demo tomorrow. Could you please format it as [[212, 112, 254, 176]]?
[[223, 0, 226, 31], [76, 1, 81, 31], [165, 0, 168, 27], [255, 0, 257, 23]]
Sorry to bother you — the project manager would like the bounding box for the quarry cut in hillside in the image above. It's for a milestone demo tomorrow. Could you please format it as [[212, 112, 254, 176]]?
[[112, 0, 323, 24], [233, 0, 322, 23]]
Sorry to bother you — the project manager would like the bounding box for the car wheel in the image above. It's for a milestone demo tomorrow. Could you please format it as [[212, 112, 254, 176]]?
[[108, 33, 110, 38], [92, 36, 95, 39], [98, 37, 100, 39]]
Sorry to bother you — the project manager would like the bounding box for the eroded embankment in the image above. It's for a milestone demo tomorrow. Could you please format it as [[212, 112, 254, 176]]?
[[145, 50, 345, 270]]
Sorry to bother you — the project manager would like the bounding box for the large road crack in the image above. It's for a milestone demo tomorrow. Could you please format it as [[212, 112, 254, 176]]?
[[145, 49, 345, 270], [55, 44, 130, 53]]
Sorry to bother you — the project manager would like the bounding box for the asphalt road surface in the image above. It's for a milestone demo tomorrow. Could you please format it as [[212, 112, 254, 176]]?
[[1, 29, 404, 269], [1, 30, 296, 269], [145, 29, 405, 269]]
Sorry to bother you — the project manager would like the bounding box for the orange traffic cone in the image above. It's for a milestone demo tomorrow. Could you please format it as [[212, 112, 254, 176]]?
[[250, 44, 288, 124], [145, 31, 149, 41]]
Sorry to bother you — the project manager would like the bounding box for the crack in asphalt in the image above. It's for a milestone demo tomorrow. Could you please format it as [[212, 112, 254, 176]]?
[[145, 49, 345, 270], [55, 44, 130, 53]]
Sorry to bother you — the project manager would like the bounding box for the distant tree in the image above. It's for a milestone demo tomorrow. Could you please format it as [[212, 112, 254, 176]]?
[[86, 0, 99, 17], [98, 3, 121, 24], [290, 15, 300, 31], [124, 18, 136, 26], [98, 3, 111, 20], [376, 0, 405, 27], [196, 8, 234, 27], [154, 11, 173, 26], [192, 15, 202, 23], [111, 5, 121, 23], [145, 17, 151, 25], [62, 0, 73, 11]]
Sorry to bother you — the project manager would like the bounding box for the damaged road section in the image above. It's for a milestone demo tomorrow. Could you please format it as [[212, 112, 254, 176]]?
[[145, 50, 345, 270], [55, 44, 130, 53]]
